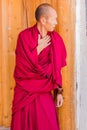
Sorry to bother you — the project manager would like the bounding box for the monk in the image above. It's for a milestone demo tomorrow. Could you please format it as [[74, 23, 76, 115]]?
[[10, 3, 67, 130]]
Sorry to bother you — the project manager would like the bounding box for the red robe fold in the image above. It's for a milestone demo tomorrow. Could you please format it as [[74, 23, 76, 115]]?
[[10, 24, 67, 130]]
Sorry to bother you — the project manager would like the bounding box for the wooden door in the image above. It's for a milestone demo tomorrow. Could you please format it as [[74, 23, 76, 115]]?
[[0, 0, 76, 129]]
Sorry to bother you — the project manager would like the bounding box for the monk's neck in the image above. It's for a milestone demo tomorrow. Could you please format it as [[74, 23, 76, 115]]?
[[37, 23, 47, 37]]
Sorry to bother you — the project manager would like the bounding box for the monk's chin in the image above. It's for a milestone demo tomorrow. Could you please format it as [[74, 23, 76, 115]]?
[[49, 28, 55, 32]]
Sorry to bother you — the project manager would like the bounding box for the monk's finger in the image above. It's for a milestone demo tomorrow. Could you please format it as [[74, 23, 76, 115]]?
[[57, 97, 64, 107], [44, 37, 51, 44], [57, 101, 62, 107], [45, 42, 51, 48], [38, 35, 51, 45], [59, 99, 63, 106], [43, 35, 51, 41]]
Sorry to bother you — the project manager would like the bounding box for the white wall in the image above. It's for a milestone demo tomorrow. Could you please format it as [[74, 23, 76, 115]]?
[[76, 0, 87, 130]]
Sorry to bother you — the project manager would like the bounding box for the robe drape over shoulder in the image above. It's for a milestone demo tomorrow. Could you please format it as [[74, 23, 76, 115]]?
[[10, 24, 67, 130]]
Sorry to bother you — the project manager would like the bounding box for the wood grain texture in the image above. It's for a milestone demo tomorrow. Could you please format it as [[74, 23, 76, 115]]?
[[0, 0, 22, 127], [0, 0, 76, 129], [0, 0, 3, 126], [57, 1, 76, 130]]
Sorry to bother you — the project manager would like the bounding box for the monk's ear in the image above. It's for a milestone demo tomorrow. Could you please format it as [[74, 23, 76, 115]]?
[[40, 17, 46, 25]]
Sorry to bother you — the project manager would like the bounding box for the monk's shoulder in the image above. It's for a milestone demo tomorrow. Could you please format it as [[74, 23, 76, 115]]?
[[18, 26, 32, 38], [52, 31, 66, 49], [53, 31, 67, 60], [52, 31, 64, 42]]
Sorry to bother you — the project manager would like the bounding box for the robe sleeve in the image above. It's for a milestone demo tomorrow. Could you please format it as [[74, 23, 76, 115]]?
[[54, 34, 67, 98], [60, 38, 67, 67]]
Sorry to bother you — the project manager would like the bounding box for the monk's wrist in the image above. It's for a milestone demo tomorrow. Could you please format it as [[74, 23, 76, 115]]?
[[58, 88, 63, 94], [37, 46, 41, 55], [37, 44, 44, 55], [57, 86, 63, 95]]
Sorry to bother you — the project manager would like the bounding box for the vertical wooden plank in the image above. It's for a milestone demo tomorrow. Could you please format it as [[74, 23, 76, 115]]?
[[57, 1, 76, 130], [1, 0, 9, 126], [0, 0, 3, 126], [1, 0, 22, 127]]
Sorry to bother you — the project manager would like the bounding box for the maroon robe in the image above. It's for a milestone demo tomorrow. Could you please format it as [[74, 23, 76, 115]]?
[[10, 24, 67, 130]]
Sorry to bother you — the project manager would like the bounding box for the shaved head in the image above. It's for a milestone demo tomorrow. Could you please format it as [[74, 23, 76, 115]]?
[[35, 3, 57, 33], [35, 3, 55, 21]]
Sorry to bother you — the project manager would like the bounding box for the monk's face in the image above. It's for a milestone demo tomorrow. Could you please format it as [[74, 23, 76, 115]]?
[[44, 8, 58, 32]]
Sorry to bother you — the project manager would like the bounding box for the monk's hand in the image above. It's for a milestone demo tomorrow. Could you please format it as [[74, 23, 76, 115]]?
[[56, 94, 64, 108], [37, 34, 51, 55]]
